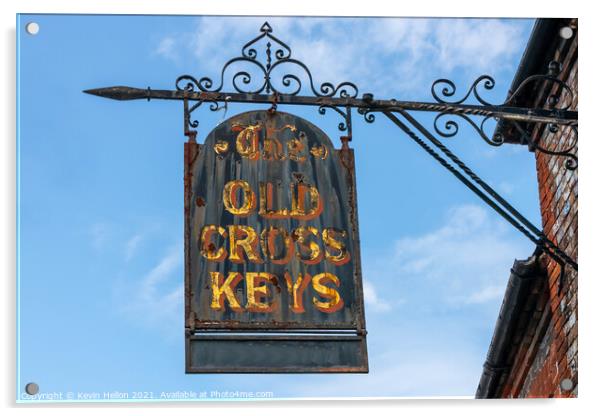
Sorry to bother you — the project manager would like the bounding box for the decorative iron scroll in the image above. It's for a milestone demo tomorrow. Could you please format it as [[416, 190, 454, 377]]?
[[433, 113, 503, 146], [184, 98, 222, 130], [357, 106, 376, 124], [512, 121, 578, 170], [429, 61, 578, 169], [176, 22, 358, 136], [432, 75, 497, 106], [175, 22, 359, 99], [318, 104, 350, 133]]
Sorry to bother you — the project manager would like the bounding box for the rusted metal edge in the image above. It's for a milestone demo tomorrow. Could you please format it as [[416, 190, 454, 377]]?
[[190, 329, 359, 334], [188, 334, 365, 341], [186, 367, 368, 374], [193, 320, 360, 330], [337, 147, 368, 335], [184, 140, 200, 332]]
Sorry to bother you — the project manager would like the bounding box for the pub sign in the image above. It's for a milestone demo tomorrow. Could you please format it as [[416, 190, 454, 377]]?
[[184, 110, 368, 372]]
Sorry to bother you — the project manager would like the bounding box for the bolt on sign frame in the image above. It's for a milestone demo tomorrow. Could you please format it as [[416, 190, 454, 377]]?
[[85, 21, 578, 371]]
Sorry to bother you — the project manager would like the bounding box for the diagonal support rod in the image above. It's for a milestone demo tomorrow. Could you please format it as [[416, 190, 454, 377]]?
[[382, 110, 577, 274]]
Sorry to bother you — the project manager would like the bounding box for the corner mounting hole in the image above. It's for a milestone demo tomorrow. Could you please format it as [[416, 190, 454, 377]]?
[[25, 22, 39, 35], [25, 382, 39, 395], [560, 378, 574, 391], [559, 26, 573, 39]]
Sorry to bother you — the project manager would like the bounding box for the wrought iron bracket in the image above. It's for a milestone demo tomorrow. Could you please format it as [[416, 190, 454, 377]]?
[[84, 21, 578, 281]]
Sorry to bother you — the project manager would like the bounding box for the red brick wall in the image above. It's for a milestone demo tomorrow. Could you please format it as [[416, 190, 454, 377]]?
[[504, 32, 578, 398]]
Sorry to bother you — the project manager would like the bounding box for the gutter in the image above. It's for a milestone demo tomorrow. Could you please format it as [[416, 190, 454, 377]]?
[[475, 249, 544, 398]]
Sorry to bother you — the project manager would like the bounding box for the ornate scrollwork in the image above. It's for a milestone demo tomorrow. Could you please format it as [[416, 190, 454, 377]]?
[[431, 75, 496, 106], [504, 74, 575, 111], [243, 22, 291, 63], [429, 61, 577, 170], [175, 22, 359, 99], [504, 61, 575, 110], [431, 69, 574, 109], [184, 97, 223, 130], [357, 107, 376, 123], [318, 105, 349, 132], [511, 121, 578, 170], [433, 112, 503, 146]]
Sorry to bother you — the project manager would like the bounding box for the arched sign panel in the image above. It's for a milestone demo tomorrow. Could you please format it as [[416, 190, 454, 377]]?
[[184, 110, 368, 372]]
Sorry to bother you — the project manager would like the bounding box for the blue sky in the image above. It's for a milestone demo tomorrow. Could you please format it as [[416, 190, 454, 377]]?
[[17, 14, 538, 400]]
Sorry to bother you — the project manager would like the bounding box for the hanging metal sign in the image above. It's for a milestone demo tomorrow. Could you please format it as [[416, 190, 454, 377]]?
[[184, 109, 368, 373]]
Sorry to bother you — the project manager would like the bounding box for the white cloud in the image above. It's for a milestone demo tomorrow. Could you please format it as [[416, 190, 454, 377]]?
[[155, 17, 531, 97], [154, 36, 177, 61], [461, 284, 506, 305], [366, 204, 533, 309], [432, 19, 525, 74], [362, 280, 393, 313], [117, 244, 183, 338], [124, 233, 144, 261], [498, 180, 515, 196]]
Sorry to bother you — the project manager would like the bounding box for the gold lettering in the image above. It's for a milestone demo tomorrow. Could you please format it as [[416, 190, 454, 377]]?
[[210, 271, 243, 311], [262, 137, 286, 161], [284, 272, 311, 313], [213, 140, 229, 156], [245, 272, 277, 312], [228, 225, 263, 264], [312, 273, 344, 313], [199, 225, 227, 262], [223, 180, 256, 216], [287, 134, 307, 162], [233, 123, 261, 160], [322, 228, 351, 266], [258, 182, 289, 219], [290, 183, 323, 220], [310, 144, 328, 160], [260, 227, 294, 265], [293, 226, 323, 265]]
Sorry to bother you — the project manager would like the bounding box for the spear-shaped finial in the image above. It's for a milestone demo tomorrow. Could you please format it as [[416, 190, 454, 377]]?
[[83, 86, 151, 101]]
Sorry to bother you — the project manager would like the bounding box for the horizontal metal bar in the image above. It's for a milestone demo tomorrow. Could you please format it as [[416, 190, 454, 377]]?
[[83, 86, 578, 125], [191, 320, 361, 330]]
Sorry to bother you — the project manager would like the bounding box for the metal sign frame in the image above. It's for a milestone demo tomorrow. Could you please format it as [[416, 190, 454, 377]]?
[[183, 110, 368, 372]]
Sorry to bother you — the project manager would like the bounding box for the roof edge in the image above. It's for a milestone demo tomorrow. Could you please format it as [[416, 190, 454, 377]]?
[[475, 249, 545, 399], [494, 18, 574, 144]]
